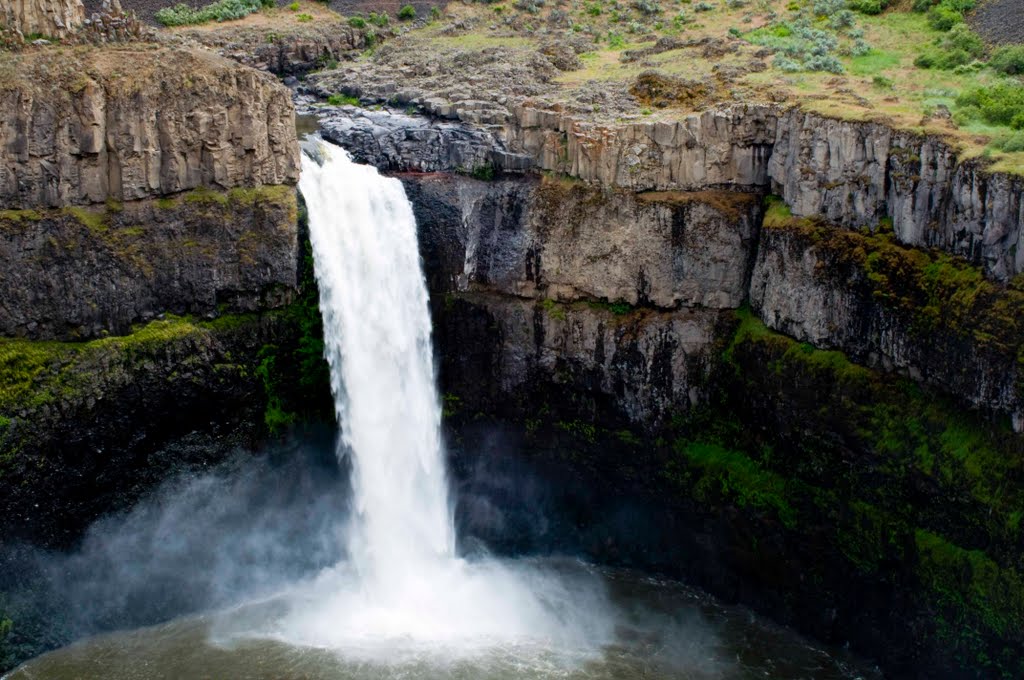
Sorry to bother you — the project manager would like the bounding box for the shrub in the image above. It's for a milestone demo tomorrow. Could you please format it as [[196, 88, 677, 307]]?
[[991, 45, 1024, 75], [774, 54, 803, 71], [368, 10, 389, 26], [608, 30, 625, 47], [430, 6, 441, 20], [955, 83, 1024, 128], [155, 0, 271, 26], [297, 11, 312, 20], [804, 53, 844, 72], [927, 4, 962, 30], [872, 74, 894, 88], [586, 1, 602, 15], [633, 0, 660, 13], [694, 1, 714, 10], [348, 15, 365, 27], [991, 130, 1024, 152], [288, 1, 299, 10], [812, 0, 845, 14], [515, 0, 544, 12], [397, 4, 416, 19], [849, 0, 884, 14], [915, 24, 985, 69], [828, 9, 856, 29], [943, 23, 985, 57]]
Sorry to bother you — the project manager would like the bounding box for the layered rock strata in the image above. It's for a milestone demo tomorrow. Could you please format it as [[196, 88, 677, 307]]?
[[0, 186, 298, 340], [398, 165, 1023, 679], [0, 47, 299, 209], [311, 93, 1022, 281]]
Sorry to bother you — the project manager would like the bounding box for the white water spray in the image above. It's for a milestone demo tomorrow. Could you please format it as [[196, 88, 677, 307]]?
[[254, 138, 613, 663]]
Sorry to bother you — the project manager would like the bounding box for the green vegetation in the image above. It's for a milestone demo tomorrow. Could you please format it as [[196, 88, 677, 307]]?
[[348, 15, 366, 28], [585, 299, 634, 315], [540, 298, 566, 320], [744, 0, 869, 74], [916, 529, 1024, 662], [327, 93, 360, 106], [991, 45, 1024, 76], [0, 210, 42, 224], [442, 393, 462, 418], [0, 317, 207, 414], [468, 163, 496, 181], [251, 203, 331, 433], [667, 439, 798, 527], [155, 0, 274, 27], [762, 196, 1024, 359], [713, 306, 1024, 673], [398, 4, 416, 20], [914, 23, 985, 70], [955, 82, 1024, 130]]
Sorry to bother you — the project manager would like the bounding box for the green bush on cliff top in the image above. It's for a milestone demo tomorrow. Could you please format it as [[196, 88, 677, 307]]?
[[155, 0, 274, 27]]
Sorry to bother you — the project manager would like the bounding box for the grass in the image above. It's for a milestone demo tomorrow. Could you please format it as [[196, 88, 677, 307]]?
[[0, 317, 201, 413], [668, 439, 799, 528], [916, 529, 1024, 639]]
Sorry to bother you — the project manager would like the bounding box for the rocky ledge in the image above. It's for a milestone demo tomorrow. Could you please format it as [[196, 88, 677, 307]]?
[[308, 88, 1023, 282], [0, 46, 299, 209]]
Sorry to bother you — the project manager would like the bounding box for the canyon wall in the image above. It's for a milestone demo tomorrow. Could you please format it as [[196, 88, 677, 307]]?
[[318, 90, 1023, 281], [0, 47, 299, 209], [357, 112, 1023, 676], [0, 46, 313, 549]]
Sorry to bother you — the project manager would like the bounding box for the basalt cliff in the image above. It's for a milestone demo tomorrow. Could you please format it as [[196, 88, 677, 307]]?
[[0, 44, 318, 555]]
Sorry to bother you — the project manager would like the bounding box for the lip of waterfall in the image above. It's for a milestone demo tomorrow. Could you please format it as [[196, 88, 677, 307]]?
[[299, 134, 329, 166]]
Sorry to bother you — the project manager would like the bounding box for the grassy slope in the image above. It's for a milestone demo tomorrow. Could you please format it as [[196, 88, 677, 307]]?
[[375, 0, 1024, 172]]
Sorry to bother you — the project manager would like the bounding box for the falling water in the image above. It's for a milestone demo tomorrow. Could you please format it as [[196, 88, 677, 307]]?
[[301, 137, 455, 582], [277, 138, 614, 662]]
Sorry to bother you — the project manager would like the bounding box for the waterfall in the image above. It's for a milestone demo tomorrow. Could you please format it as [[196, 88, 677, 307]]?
[[252, 138, 613, 663], [299, 137, 455, 585]]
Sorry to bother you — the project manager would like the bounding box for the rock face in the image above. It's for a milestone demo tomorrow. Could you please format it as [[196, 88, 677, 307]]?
[[768, 109, 1024, 282], [0, 187, 298, 340], [749, 222, 1023, 428], [0, 313, 301, 548], [183, 21, 374, 76], [309, 99, 1023, 281], [436, 293, 727, 428], [0, 47, 299, 209], [506, 103, 776, 193], [407, 174, 761, 310], [315, 105, 519, 174], [400, 163, 1024, 680], [1, 0, 84, 37]]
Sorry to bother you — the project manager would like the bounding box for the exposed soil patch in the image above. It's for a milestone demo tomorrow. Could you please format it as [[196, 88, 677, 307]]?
[[630, 71, 719, 110]]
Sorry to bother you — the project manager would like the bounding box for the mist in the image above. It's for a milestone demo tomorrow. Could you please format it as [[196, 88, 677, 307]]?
[[0, 430, 349, 651]]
